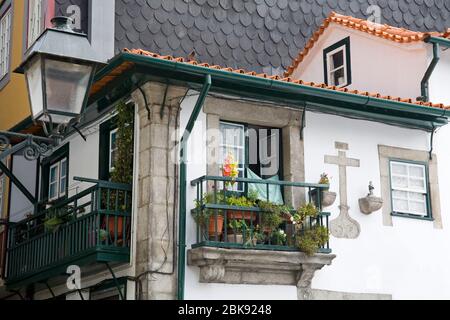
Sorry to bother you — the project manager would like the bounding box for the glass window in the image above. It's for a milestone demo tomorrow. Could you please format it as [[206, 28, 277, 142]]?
[[324, 38, 351, 88], [60, 158, 67, 197], [326, 46, 347, 87], [109, 129, 118, 173], [48, 157, 68, 201], [219, 122, 245, 191], [49, 162, 59, 201], [0, 6, 11, 79], [27, 0, 44, 48], [390, 161, 429, 217]]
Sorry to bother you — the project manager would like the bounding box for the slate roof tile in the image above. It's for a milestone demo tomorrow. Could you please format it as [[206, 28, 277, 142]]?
[[115, 0, 450, 75]]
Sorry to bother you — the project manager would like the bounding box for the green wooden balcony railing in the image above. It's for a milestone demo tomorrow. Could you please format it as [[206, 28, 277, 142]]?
[[190, 176, 331, 254], [5, 178, 132, 287]]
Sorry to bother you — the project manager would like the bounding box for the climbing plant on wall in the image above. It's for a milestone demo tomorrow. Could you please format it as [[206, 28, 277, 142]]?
[[110, 100, 135, 184]]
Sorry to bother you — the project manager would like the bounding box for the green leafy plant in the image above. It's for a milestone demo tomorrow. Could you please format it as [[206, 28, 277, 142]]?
[[228, 220, 248, 234], [258, 201, 284, 232], [110, 100, 134, 185], [226, 195, 256, 208], [193, 191, 225, 226], [271, 229, 287, 246], [296, 225, 330, 256], [319, 173, 331, 190], [43, 206, 76, 232], [291, 203, 319, 226]]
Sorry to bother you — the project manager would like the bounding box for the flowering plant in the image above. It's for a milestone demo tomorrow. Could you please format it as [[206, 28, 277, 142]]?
[[222, 153, 239, 187]]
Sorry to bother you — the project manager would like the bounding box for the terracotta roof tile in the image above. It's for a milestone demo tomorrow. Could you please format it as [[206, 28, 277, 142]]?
[[91, 48, 450, 111], [285, 12, 447, 77]]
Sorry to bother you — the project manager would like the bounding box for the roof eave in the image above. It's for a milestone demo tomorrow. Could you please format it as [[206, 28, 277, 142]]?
[[90, 52, 449, 131]]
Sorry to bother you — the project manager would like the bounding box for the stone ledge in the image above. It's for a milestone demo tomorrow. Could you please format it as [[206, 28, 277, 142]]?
[[187, 247, 336, 288]]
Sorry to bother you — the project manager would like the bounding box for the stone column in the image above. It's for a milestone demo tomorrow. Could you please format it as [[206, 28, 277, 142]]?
[[282, 122, 305, 208], [132, 82, 188, 300]]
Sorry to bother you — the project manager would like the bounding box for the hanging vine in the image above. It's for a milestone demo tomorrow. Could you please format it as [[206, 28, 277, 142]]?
[[111, 100, 135, 184]]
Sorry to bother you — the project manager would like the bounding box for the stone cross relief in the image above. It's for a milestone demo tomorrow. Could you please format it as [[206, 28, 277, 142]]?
[[324, 142, 361, 239]]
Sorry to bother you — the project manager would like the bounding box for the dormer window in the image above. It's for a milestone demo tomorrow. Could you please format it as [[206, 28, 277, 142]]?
[[324, 37, 352, 87]]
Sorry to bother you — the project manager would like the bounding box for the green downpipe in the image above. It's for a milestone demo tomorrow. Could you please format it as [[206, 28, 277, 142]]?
[[421, 41, 440, 102], [177, 74, 212, 300]]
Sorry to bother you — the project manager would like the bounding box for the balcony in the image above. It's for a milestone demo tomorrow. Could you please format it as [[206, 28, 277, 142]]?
[[5, 178, 132, 289], [190, 176, 331, 253], [187, 176, 336, 289]]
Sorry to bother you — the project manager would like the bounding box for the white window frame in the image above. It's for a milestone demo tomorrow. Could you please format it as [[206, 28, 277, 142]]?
[[390, 160, 430, 218], [48, 157, 68, 201], [27, 0, 44, 49], [0, 6, 12, 80], [326, 45, 348, 88], [219, 121, 245, 192], [109, 128, 118, 173]]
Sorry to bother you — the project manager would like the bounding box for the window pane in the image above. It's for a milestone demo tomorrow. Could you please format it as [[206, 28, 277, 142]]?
[[392, 163, 407, 175], [330, 50, 344, 70], [50, 165, 58, 183], [49, 183, 57, 200], [331, 68, 345, 86], [392, 176, 408, 189], [409, 200, 427, 215], [0, 8, 12, 79], [60, 177, 67, 195], [393, 198, 408, 212], [409, 178, 425, 191], [409, 165, 424, 178], [60, 159, 67, 178]]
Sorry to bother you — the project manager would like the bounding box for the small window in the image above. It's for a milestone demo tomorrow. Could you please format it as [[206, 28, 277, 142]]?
[[323, 37, 351, 87], [109, 128, 118, 173], [390, 161, 430, 219], [27, 0, 44, 48], [48, 157, 68, 201], [0, 6, 12, 80], [219, 122, 245, 191]]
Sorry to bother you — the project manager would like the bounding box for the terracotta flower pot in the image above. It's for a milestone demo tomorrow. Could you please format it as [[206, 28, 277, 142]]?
[[227, 210, 257, 221], [208, 215, 224, 237], [108, 216, 124, 240]]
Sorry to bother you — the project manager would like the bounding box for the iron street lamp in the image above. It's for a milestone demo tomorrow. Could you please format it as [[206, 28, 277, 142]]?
[[0, 16, 101, 212], [15, 16, 101, 137], [0, 16, 101, 161]]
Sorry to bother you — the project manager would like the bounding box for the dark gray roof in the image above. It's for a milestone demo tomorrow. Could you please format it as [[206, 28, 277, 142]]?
[[115, 0, 450, 75]]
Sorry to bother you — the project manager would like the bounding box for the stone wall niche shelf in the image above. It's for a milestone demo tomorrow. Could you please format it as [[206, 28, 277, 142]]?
[[359, 182, 383, 215]]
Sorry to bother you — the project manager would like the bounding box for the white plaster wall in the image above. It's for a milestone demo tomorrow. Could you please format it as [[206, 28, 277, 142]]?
[[181, 94, 298, 300], [429, 47, 450, 105], [292, 25, 428, 100], [304, 111, 450, 300]]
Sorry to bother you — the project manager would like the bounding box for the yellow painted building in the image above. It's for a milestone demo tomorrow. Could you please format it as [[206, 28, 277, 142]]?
[[0, 0, 30, 132]]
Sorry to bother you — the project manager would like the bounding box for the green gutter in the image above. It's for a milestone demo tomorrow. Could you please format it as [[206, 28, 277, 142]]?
[[95, 53, 449, 130], [427, 36, 450, 48], [177, 74, 212, 300]]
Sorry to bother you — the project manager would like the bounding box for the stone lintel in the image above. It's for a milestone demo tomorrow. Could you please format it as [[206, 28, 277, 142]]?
[[187, 247, 336, 287]]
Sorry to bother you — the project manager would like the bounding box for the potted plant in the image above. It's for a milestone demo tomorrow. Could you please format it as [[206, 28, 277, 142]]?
[[258, 201, 284, 234], [311, 173, 337, 208], [296, 225, 330, 256], [227, 220, 248, 244], [226, 195, 257, 221], [194, 192, 225, 238], [271, 229, 287, 246]]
